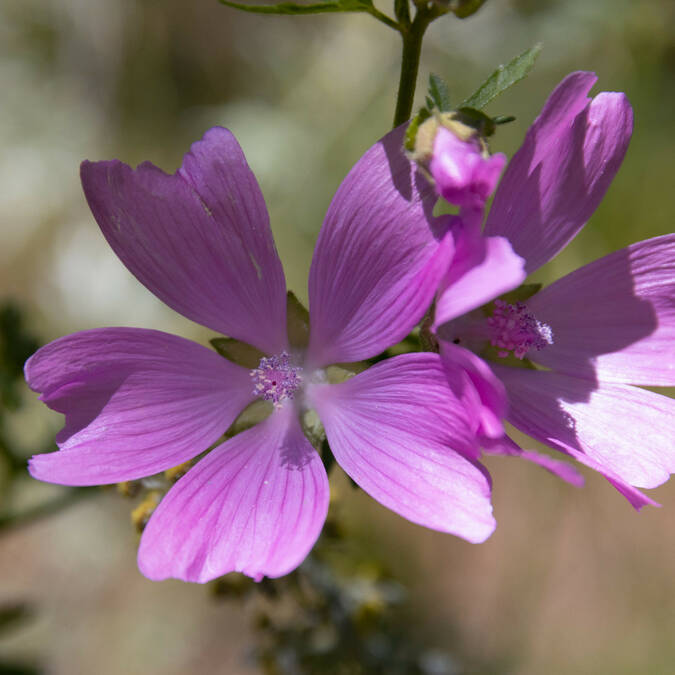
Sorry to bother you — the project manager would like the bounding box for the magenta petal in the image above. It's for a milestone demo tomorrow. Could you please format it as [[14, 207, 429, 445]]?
[[438, 341, 505, 440], [307, 353, 495, 543], [496, 366, 675, 493], [430, 127, 506, 208], [137, 407, 329, 583], [434, 221, 526, 328], [485, 72, 633, 273], [26, 328, 254, 485], [482, 435, 584, 487], [307, 126, 453, 366], [528, 235, 675, 386], [81, 127, 288, 355]]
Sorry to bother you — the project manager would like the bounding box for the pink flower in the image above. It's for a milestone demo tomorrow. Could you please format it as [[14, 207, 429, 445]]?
[[429, 125, 506, 208], [26, 127, 495, 582], [432, 72, 675, 507]]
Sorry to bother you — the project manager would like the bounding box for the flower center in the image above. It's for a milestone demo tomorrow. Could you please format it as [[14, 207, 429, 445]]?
[[250, 352, 303, 408], [486, 300, 553, 360]]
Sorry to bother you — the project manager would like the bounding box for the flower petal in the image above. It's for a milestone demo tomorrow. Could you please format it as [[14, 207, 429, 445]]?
[[495, 366, 675, 494], [27, 328, 254, 485], [307, 126, 453, 366], [481, 435, 585, 487], [138, 406, 329, 582], [434, 220, 526, 328], [81, 127, 288, 355], [528, 235, 675, 385], [438, 341, 506, 440], [307, 353, 495, 543], [485, 72, 633, 274]]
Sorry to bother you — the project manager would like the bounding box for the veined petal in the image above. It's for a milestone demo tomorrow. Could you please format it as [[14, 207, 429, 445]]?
[[434, 221, 526, 328], [26, 328, 254, 485], [528, 235, 675, 385], [481, 435, 585, 487], [307, 353, 495, 543], [485, 72, 633, 274], [307, 126, 453, 366], [81, 128, 288, 355], [496, 366, 675, 496], [438, 341, 506, 440], [138, 406, 329, 583]]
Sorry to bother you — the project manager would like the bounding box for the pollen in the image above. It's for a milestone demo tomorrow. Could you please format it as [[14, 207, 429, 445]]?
[[487, 300, 553, 360], [250, 352, 303, 408]]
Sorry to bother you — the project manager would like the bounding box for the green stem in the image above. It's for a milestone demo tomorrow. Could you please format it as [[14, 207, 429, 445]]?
[[392, 9, 434, 128]]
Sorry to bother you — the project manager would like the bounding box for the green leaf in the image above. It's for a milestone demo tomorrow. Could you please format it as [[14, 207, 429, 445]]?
[[493, 114, 516, 125], [218, 0, 372, 16], [454, 106, 496, 136], [451, 0, 487, 18], [210, 337, 264, 369], [403, 107, 431, 153], [461, 43, 542, 110], [426, 73, 451, 112]]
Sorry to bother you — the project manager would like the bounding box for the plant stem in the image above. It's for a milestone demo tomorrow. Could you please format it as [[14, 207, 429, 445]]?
[[392, 9, 433, 127]]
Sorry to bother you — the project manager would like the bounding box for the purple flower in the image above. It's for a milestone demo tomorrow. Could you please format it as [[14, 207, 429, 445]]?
[[432, 71, 675, 506], [26, 126, 496, 582], [429, 125, 506, 208]]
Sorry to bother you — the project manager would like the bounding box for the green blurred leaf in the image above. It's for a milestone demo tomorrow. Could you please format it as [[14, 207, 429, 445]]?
[[218, 0, 373, 15], [451, 0, 487, 19], [461, 43, 542, 110], [210, 337, 264, 369], [426, 73, 451, 112], [403, 107, 431, 152]]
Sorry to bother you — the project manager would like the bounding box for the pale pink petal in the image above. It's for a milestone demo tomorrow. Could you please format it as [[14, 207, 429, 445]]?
[[438, 341, 506, 440], [26, 328, 254, 485], [81, 127, 287, 355], [496, 366, 675, 495], [307, 126, 453, 366], [434, 219, 526, 328], [485, 72, 633, 273], [307, 353, 495, 543], [481, 435, 585, 487], [528, 235, 675, 385], [138, 406, 329, 582]]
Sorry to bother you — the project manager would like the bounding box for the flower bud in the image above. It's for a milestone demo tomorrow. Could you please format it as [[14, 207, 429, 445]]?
[[411, 115, 506, 208]]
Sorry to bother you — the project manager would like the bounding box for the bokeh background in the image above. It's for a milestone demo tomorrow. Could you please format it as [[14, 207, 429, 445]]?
[[1, 0, 674, 672]]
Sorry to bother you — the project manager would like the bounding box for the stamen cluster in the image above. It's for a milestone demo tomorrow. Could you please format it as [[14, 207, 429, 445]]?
[[250, 351, 303, 408], [487, 300, 553, 359]]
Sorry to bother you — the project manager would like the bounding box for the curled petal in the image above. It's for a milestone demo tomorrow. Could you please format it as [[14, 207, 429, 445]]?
[[27, 328, 254, 485], [528, 235, 675, 385], [485, 72, 633, 273], [81, 127, 288, 355], [434, 219, 526, 328], [138, 406, 329, 583], [438, 341, 506, 440], [307, 126, 453, 366], [307, 353, 495, 543]]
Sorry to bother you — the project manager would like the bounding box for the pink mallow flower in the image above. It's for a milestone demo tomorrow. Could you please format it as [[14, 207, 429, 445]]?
[[431, 71, 675, 507], [25, 126, 495, 582]]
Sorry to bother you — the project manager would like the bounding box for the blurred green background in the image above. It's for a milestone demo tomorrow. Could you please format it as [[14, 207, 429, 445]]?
[[1, 0, 674, 672]]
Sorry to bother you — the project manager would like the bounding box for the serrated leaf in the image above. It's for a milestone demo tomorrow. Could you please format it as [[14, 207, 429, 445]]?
[[427, 73, 451, 112], [218, 0, 372, 15], [403, 107, 431, 152], [461, 43, 542, 110]]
